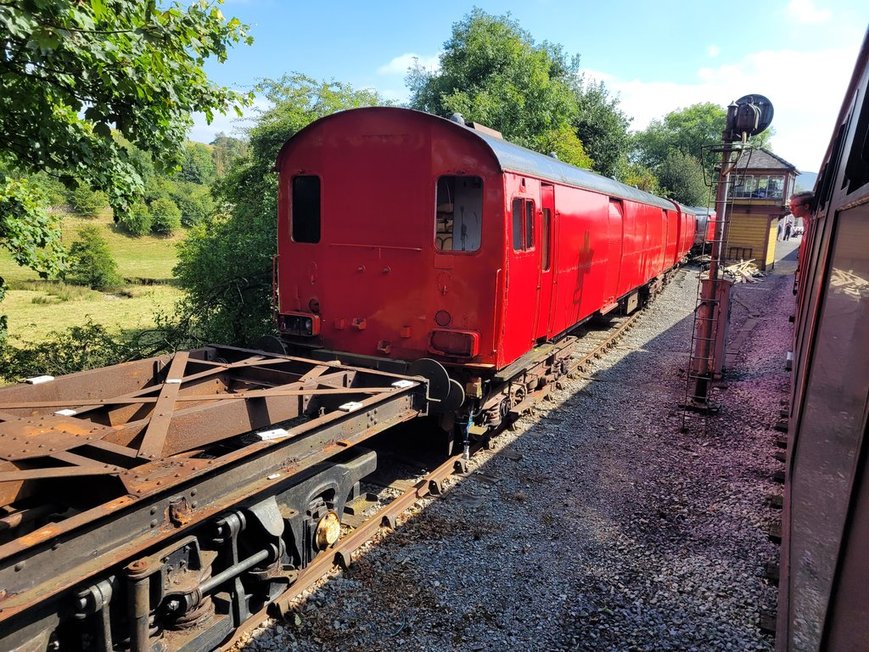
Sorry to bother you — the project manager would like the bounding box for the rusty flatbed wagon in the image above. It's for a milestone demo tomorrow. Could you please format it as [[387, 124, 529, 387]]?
[[0, 346, 428, 651]]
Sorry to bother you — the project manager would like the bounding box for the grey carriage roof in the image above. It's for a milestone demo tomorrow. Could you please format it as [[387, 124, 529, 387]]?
[[469, 127, 676, 210]]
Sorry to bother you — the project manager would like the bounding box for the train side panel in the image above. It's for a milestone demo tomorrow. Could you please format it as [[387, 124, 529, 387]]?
[[548, 187, 612, 336], [779, 32, 869, 652]]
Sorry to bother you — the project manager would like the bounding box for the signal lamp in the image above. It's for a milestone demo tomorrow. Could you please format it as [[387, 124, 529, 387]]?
[[278, 312, 320, 337], [429, 329, 479, 358]]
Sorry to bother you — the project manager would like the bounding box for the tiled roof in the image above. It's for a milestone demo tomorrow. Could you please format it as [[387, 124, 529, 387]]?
[[734, 148, 799, 173]]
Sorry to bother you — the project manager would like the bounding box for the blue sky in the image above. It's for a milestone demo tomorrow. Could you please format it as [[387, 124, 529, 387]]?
[[191, 0, 868, 173]]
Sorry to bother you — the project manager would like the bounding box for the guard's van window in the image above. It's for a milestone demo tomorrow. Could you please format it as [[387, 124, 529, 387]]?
[[292, 176, 321, 243], [435, 176, 482, 252]]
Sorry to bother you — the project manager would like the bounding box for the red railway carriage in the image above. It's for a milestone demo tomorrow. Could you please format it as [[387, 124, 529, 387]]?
[[274, 107, 694, 373], [690, 207, 718, 250]]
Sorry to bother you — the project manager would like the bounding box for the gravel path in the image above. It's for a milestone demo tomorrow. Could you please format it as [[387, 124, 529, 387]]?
[[237, 247, 799, 651]]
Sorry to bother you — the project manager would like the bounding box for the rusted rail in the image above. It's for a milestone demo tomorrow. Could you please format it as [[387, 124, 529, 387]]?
[[217, 308, 647, 651]]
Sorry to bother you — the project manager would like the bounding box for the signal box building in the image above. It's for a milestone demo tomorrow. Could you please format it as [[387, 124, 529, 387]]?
[[725, 149, 799, 270]]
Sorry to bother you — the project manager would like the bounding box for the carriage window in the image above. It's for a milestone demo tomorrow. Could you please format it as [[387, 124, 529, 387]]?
[[511, 198, 535, 252], [292, 176, 321, 243], [542, 208, 551, 270], [512, 199, 523, 250], [525, 202, 534, 249], [435, 175, 482, 252]]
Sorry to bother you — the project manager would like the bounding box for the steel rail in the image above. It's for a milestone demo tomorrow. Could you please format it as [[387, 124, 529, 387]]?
[[216, 302, 650, 651]]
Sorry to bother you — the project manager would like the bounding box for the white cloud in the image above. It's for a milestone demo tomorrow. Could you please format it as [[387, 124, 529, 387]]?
[[707, 45, 721, 58], [787, 0, 832, 24], [377, 52, 441, 76], [585, 43, 860, 171], [188, 96, 270, 144]]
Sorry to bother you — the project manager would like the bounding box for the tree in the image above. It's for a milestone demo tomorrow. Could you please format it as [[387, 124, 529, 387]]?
[[210, 132, 249, 178], [171, 182, 215, 227], [68, 184, 107, 218], [633, 103, 727, 174], [66, 225, 121, 290], [616, 160, 661, 194], [150, 196, 181, 235], [0, 177, 65, 346], [177, 142, 216, 185], [116, 200, 151, 236], [407, 10, 588, 167], [657, 151, 710, 206], [571, 77, 632, 178], [0, 0, 252, 212], [174, 74, 385, 345], [0, 0, 251, 344]]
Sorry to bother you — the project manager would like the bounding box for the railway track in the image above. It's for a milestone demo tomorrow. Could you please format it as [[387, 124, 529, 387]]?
[[219, 307, 646, 651], [0, 297, 649, 651]]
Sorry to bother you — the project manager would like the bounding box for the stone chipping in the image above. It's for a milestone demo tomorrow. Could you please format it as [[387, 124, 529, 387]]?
[[236, 242, 802, 652]]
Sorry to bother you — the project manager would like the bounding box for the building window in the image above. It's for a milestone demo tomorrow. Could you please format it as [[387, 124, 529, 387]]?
[[512, 198, 535, 252], [435, 176, 482, 252], [292, 176, 321, 243], [732, 174, 786, 199]]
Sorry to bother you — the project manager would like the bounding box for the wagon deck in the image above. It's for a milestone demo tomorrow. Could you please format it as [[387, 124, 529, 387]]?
[[0, 346, 427, 629]]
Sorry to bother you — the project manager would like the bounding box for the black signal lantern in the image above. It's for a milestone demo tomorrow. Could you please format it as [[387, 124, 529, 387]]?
[[279, 312, 320, 337], [725, 94, 774, 142]]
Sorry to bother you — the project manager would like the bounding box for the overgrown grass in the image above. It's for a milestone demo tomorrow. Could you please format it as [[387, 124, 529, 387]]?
[[0, 210, 182, 283], [1, 210, 185, 344], [3, 284, 182, 345]]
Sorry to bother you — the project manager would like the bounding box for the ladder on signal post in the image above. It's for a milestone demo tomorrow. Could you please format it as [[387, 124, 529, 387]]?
[[680, 147, 743, 433]]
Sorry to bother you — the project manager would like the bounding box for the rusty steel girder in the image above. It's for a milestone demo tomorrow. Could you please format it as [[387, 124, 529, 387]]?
[[0, 346, 428, 644]]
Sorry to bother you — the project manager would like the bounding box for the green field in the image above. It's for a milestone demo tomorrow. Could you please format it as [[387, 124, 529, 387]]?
[[1, 212, 185, 344]]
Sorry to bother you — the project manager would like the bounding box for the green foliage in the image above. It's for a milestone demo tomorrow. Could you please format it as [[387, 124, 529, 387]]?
[[177, 142, 216, 185], [66, 225, 121, 290], [0, 177, 65, 279], [69, 184, 108, 218], [531, 124, 592, 169], [571, 78, 632, 178], [211, 132, 249, 177], [657, 151, 710, 206], [0, 320, 133, 382], [174, 74, 384, 345], [171, 183, 215, 227], [117, 200, 152, 236], [0, 0, 253, 216], [0, 176, 66, 344], [407, 10, 585, 166], [150, 197, 182, 235], [633, 103, 727, 174], [616, 161, 661, 194], [27, 172, 68, 207]]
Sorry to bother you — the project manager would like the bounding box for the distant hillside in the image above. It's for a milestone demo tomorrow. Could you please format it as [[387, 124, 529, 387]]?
[[795, 171, 818, 192]]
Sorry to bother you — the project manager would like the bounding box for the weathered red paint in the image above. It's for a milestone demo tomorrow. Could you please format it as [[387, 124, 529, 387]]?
[[275, 108, 695, 370]]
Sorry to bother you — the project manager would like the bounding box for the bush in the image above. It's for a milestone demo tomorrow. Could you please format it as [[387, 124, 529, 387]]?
[[66, 225, 122, 290], [29, 172, 68, 207], [172, 184, 215, 227], [0, 321, 132, 383], [69, 185, 108, 218], [117, 200, 152, 235], [150, 197, 182, 235]]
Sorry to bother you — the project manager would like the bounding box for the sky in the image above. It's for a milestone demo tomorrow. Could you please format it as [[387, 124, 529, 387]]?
[[191, 0, 868, 174]]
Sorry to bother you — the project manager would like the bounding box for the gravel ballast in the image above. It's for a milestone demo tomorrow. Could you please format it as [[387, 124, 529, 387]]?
[[236, 244, 801, 651]]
